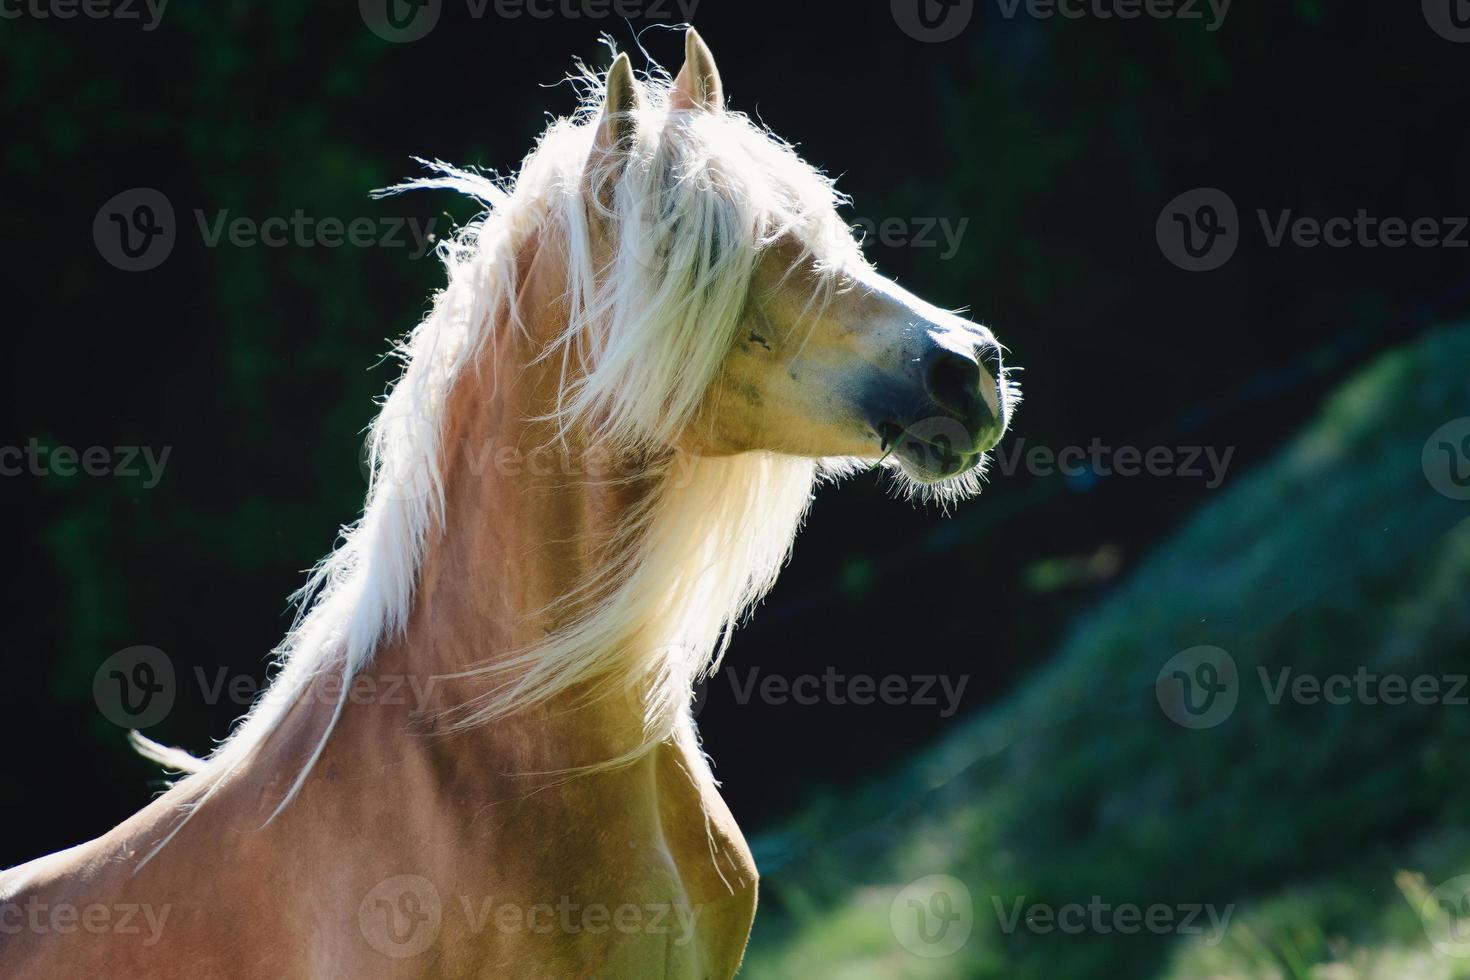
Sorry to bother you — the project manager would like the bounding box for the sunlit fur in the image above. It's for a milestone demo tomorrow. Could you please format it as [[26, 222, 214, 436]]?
[[131, 60, 1013, 852]]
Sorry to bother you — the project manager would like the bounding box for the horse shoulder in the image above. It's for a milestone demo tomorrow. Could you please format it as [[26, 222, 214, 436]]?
[[653, 737, 759, 978]]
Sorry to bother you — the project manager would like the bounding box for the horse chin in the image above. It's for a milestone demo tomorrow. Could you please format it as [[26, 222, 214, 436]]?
[[887, 452, 991, 506], [895, 448, 981, 484]]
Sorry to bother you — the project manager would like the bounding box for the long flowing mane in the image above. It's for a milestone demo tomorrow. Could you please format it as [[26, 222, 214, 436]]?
[[133, 58, 870, 833]]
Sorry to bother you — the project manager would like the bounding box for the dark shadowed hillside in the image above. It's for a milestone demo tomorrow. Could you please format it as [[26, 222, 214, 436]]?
[[747, 323, 1470, 979]]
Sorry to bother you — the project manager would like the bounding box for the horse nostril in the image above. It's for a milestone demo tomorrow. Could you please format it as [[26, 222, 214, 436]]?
[[923, 349, 990, 424], [876, 421, 905, 453]]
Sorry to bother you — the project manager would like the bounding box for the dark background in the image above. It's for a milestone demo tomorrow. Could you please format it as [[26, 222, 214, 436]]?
[[4, 2, 1468, 955]]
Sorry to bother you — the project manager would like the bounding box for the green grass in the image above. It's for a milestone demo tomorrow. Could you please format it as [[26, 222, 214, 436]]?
[[743, 324, 1470, 978]]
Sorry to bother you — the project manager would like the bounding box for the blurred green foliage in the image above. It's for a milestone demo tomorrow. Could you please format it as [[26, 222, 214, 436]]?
[[746, 324, 1470, 978]]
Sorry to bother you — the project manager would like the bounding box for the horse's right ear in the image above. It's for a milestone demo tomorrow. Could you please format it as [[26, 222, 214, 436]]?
[[593, 53, 641, 155], [670, 28, 723, 112]]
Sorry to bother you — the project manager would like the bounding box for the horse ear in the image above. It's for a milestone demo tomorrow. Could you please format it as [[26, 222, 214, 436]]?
[[670, 28, 723, 112], [594, 53, 641, 153]]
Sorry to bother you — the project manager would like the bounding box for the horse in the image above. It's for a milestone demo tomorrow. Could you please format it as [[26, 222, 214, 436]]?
[[1, 29, 1016, 979]]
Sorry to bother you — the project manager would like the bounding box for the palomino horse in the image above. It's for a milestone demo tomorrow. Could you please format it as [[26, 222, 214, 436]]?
[[2, 30, 1015, 979]]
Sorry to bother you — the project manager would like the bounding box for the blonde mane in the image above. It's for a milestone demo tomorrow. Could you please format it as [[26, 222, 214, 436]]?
[[133, 59, 872, 837]]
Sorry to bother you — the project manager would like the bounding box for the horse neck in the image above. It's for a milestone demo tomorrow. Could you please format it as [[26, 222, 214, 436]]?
[[347, 293, 669, 775]]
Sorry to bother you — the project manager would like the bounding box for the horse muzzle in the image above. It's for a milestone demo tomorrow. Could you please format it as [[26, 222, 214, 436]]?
[[870, 338, 1009, 483]]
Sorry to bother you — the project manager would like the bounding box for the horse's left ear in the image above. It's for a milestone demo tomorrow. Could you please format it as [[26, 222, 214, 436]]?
[[670, 28, 723, 112], [594, 52, 642, 153]]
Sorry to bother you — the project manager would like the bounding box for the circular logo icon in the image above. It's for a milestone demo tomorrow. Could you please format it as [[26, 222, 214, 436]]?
[[898, 415, 982, 473], [360, 0, 442, 43], [1424, 874, 1470, 956], [362, 414, 439, 503], [890, 873, 973, 958], [1156, 188, 1239, 272], [1423, 418, 1470, 501], [94, 188, 176, 272], [1155, 645, 1238, 729], [892, 0, 975, 42], [358, 874, 442, 958], [93, 645, 176, 729], [1424, 0, 1470, 42]]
